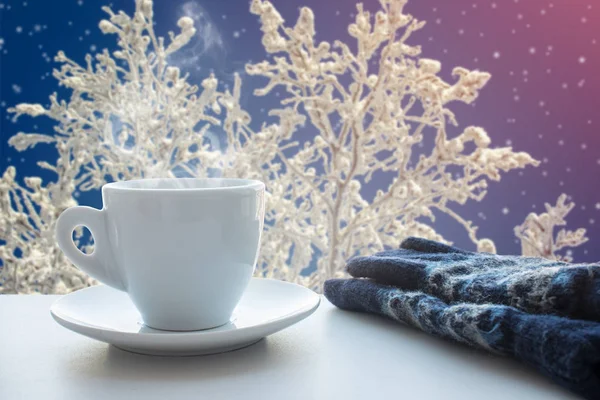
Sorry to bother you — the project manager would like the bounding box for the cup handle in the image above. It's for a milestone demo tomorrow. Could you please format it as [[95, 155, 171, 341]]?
[[55, 206, 126, 292]]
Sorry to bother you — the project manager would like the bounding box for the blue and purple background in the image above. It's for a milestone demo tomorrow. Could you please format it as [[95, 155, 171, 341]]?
[[1, 0, 598, 260]]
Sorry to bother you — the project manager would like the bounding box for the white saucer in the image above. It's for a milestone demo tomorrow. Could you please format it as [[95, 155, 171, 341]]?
[[50, 278, 320, 356]]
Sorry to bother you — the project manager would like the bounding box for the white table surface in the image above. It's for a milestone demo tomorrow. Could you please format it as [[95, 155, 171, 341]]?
[[0, 294, 580, 400]]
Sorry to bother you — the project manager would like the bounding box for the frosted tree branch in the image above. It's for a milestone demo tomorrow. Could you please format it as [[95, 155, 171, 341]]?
[[515, 194, 588, 262]]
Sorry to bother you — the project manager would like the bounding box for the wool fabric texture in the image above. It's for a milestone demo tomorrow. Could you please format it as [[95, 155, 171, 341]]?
[[324, 237, 600, 400], [346, 237, 600, 322]]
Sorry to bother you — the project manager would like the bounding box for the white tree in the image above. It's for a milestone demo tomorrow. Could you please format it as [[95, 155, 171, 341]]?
[[244, 0, 538, 286], [1, 0, 583, 294], [2, 0, 241, 293]]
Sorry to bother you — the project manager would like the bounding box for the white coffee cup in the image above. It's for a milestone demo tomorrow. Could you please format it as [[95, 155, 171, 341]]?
[[56, 178, 265, 331]]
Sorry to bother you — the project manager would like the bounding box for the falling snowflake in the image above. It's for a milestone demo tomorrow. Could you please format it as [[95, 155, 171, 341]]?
[[11, 84, 22, 94], [529, 47, 536, 54], [233, 31, 240, 38], [502, 207, 510, 215], [566, 250, 574, 258], [493, 51, 501, 59], [15, 26, 23, 34]]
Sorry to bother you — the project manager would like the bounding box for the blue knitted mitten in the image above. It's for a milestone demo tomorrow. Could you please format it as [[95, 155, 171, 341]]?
[[346, 237, 600, 321]]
